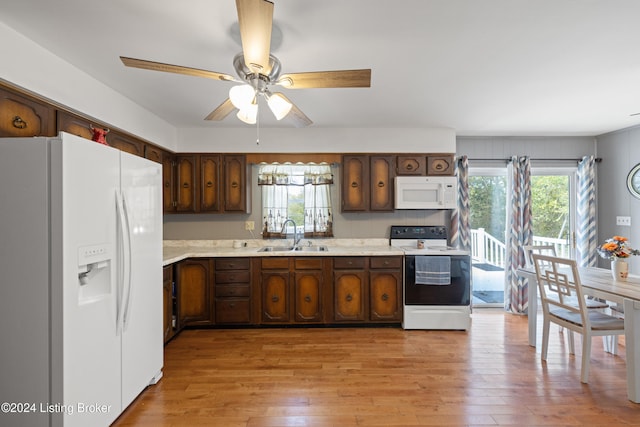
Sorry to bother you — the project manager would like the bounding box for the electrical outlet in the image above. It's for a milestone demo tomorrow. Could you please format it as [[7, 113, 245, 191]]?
[[617, 216, 631, 226], [245, 221, 255, 231]]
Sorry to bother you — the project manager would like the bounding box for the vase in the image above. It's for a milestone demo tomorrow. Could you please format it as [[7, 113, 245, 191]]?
[[611, 259, 629, 281]]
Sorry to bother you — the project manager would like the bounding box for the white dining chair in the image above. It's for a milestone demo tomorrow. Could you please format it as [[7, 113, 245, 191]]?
[[532, 254, 625, 383], [524, 245, 613, 351]]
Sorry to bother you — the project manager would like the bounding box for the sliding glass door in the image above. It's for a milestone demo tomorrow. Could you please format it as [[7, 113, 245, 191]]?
[[469, 165, 576, 307]]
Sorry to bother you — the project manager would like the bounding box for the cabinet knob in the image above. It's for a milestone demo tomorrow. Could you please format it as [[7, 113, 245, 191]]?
[[346, 293, 353, 302], [351, 181, 358, 188], [206, 181, 213, 187], [12, 116, 27, 129], [164, 181, 170, 188], [377, 181, 385, 187], [406, 164, 414, 170], [304, 295, 312, 303], [231, 182, 239, 188], [229, 303, 235, 308], [272, 295, 280, 303], [381, 293, 389, 301], [228, 275, 235, 281], [182, 182, 189, 188]]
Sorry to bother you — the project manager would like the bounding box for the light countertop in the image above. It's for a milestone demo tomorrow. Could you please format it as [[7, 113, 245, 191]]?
[[163, 239, 403, 266]]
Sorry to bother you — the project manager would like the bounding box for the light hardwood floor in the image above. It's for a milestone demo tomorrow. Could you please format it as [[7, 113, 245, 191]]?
[[113, 309, 639, 426]]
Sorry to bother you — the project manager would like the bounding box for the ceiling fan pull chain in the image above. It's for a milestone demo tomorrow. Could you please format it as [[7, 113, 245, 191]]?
[[256, 103, 260, 145]]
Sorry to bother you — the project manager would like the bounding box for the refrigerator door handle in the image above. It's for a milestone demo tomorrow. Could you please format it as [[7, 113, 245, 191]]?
[[115, 190, 132, 335], [121, 191, 134, 331]]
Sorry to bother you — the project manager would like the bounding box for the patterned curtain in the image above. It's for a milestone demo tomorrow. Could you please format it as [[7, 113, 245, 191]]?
[[450, 155, 470, 250], [259, 163, 333, 237], [576, 156, 598, 267], [505, 156, 532, 314]]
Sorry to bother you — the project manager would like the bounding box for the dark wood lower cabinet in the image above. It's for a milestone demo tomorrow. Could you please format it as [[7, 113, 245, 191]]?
[[168, 255, 402, 339], [177, 259, 214, 326]]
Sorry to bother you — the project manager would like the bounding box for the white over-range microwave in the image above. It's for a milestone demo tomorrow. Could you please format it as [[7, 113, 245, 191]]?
[[394, 176, 458, 209]]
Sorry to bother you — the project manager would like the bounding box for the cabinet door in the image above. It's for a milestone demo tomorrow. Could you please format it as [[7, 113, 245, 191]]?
[[294, 271, 323, 322], [175, 155, 197, 212], [333, 271, 366, 321], [0, 86, 55, 137], [177, 259, 213, 326], [144, 145, 164, 164], [370, 155, 394, 211], [427, 155, 455, 176], [162, 153, 177, 213], [342, 155, 369, 211], [162, 266, 175, 343], [369, 271, 402, 321], [223, 155, 247, 212], [200, 154, 221, 212], [397, 155, 426, 175], [261, 271, 290, 322], [108, 131, 145, 157], [56, 110, 95, 140]]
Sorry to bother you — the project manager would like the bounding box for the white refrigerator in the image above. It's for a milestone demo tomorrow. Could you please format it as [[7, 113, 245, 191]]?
[[0, 132, 163, 427]]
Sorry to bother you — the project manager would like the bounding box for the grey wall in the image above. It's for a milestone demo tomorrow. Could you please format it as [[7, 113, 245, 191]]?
[[595, 125, 640, 271], [457, 136, 596, 161]]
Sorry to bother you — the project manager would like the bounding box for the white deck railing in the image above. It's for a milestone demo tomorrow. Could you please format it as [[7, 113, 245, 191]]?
[[470, 228, 570, 268]]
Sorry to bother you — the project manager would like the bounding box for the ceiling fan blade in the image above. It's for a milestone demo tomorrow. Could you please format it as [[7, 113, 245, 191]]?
[[120, 56, 235, 81], [277, 69, 371, 89], [275, 93, 312, 128], [204, 98, 237, 121], [236, 0, 273, 74]]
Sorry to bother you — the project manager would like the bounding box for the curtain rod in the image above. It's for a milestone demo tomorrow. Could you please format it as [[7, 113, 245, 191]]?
[[467, 157, 602, 163]]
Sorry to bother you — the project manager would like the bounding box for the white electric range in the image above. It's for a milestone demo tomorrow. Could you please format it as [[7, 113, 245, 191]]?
[[390, 226, 472, 330]]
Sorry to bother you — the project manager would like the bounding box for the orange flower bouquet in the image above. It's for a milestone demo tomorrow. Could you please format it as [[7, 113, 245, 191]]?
[[597, 236, 640, 260]]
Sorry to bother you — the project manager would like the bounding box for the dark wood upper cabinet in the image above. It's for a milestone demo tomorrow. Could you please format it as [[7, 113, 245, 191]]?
[[223, 154, 248, 213], [396, 155, 426, 175], [108, 131, 145, 157], [341, 155, 369, 212], [369, 155, 394, 211], [427, 155, 455, 176], [0, 87, 56, 137], [200, 154, 221, 212], [175, 155, 198, 213]]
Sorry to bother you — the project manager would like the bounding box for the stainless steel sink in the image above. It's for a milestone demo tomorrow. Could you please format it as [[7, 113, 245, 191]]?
[[294, 245, 328, 252], [257, 245, 329, 252], [257, 246, 295, 252]]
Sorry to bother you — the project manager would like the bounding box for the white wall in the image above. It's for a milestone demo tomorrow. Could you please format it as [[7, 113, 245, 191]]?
[[178, 127, 455, 153], [457, 136, 597, 161], [595, 125, 640, 272], [0, 22, 178, 151]]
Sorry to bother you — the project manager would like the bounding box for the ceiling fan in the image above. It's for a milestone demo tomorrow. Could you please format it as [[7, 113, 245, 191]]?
[[120, 0, 371, 127]]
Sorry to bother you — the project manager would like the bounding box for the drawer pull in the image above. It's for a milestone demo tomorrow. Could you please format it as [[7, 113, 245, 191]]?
[[271, 295, 280, 303], [351, 181, 358, 188], [229, 303, 235, 308], [182, 182, 189, 188], [346, 293, 353, 302], [377, 181, 385, 187], [231, 181, 239, 188], [381, 293, 389, 301], [206, 181, 213, 187], [12, 116, 27, 129], [406, 164, 414, 170], [304, 295, 312, 303]]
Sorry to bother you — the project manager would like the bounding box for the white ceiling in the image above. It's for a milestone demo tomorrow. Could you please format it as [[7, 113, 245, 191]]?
[[3, 0, 640, 136]]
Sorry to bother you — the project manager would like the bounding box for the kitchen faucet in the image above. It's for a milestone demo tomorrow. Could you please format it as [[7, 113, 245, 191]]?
[[281, 219, 301, 248]]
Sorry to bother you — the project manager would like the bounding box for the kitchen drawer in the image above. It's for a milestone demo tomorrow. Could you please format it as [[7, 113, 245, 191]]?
[[294, 257, 323, 270], [370, 257, 402, 269], [216, 284, 250, 297], [333, 257, 365, 269], [215, 299, 251, 324], [215, 257, 250, 270], [261, 257, 290, 270], [215, 270, 250, 284]]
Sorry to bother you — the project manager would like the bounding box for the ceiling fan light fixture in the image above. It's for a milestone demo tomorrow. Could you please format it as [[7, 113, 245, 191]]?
[[267, 92, 292, 120], [236, 101, 258, 124], [229, 84, 256, 109]]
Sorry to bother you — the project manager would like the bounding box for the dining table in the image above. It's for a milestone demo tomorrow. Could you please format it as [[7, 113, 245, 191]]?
[[517, 265, 640, 403]]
